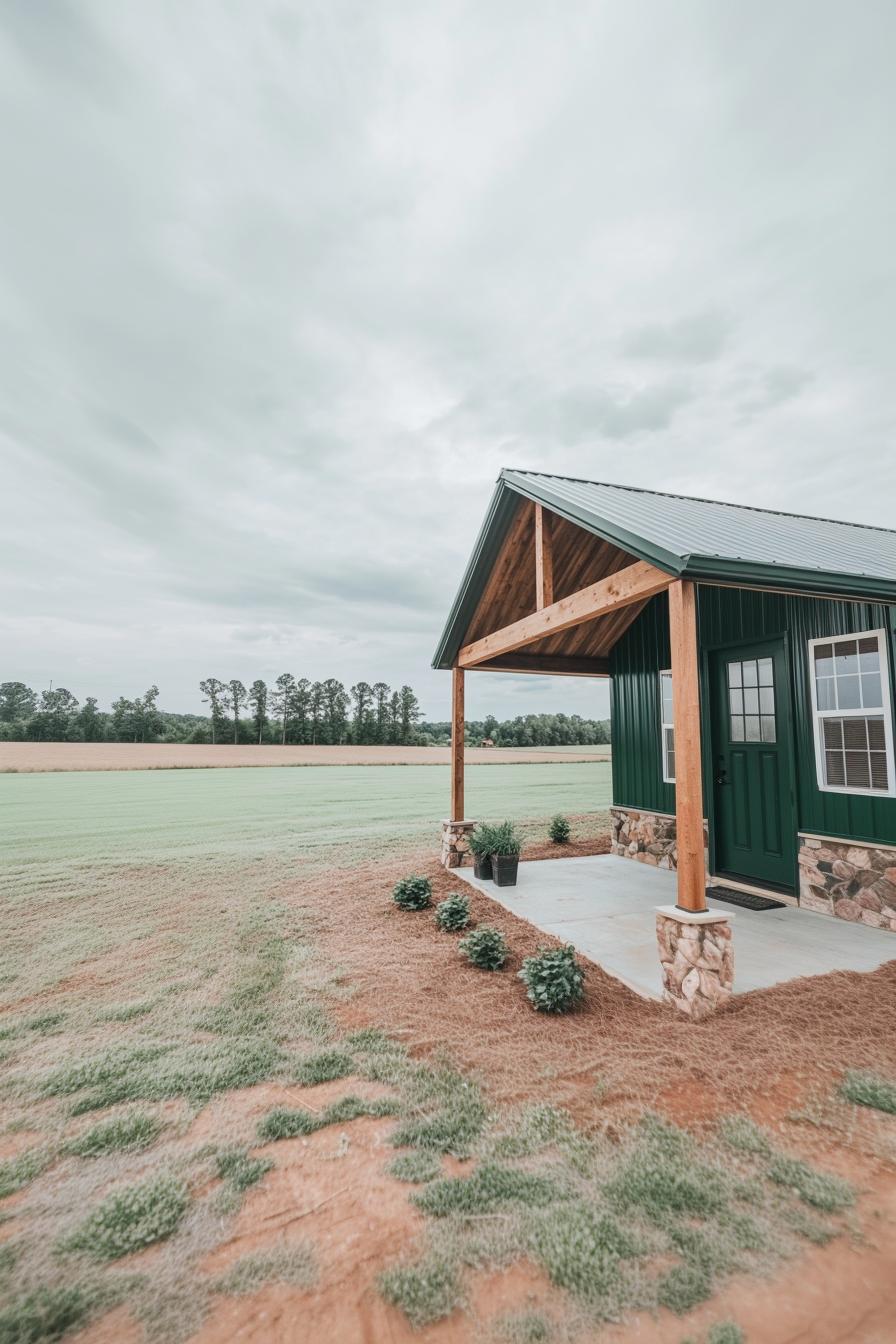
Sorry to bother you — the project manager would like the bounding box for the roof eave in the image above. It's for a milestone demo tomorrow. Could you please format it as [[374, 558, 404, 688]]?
[[682, 554, 896, 604]]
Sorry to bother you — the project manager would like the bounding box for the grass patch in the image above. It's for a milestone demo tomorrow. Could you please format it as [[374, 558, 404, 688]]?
[[104, 1001, 153, 1022], [496, 1312, 553, 1343], [606, 1118, 727, 1218], [0, 1148, 49, 1199], [66, 1111, 162, 1158], [657, 1261, 712, 1314], [213, 1244, 315, 1296], [388, 1151, 442, 1183], [389, 1065, 487, 1158], [719, 1114, 773, 1157], [257, 1094, 397, 1143], [61, 1174, 188, 1260], [379, 1257, 462, 1328], [766, 1155, 854, 1212], [294, 1049, 354, 1085], [412, 1164, 566, 1217], [840, 1069, 896, 1115], [529, 1204, 642, 1308], [707, 1325, 745, 1344], [215, 1146, 273, 1192], [0, 1284, 102, 1344], [25, 1011, 66, 1035]]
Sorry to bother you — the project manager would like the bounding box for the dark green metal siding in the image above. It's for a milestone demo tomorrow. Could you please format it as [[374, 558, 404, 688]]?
[[610, 588, 896, 847]]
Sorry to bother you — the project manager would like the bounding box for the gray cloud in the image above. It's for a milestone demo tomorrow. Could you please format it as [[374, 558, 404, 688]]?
[[1, 1, 895, 723]]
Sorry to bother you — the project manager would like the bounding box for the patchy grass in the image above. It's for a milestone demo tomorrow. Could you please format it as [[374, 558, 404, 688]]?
[[213, 1244, 315, 1296], [215, 1146, 273, 1193], [766, 1156, 854, 1212], [388, 1151, 443, 1184], [66, 1111, 163, 1158], [657, 1261, 712, 1314], [60, 1175, 189, 1260], [378, 1257, 463, 1328], [257, 1094, 397, 1144], [707, 1325, 746, 1344], [0, 1148, 50, 1199], [495, 1312, 554, 1343], [413, 1164, 566, 1217], [0, 1284, 105, 1344], [103, 1000, 154, 1022], [295, 1049, 354, 1085], [389, 1064, 488, 1157], [840, 1069, 896, 1115]]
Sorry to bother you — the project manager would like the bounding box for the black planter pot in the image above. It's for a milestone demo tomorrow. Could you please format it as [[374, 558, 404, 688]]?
[[473, 854, 493, 880], [492, 854, 519, 887]]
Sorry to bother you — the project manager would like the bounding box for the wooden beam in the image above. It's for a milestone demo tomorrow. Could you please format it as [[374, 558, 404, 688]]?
[[534, 504, 553, 610], [459, 560, 673, 669], [668, 580, 706, 912], [450, 665, 464, 821], [475, 653, 610, 678]]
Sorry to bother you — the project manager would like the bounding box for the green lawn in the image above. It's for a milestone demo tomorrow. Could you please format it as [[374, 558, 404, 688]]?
[[0, 761, 612, 871]]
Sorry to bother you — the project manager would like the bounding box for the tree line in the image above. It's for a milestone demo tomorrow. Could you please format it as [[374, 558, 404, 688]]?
[[420, 712, 611, 748], [0, 677, 422, 746]]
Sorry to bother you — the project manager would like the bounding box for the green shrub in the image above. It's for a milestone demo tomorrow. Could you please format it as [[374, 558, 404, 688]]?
[[413, 1163, 564, 1217], [295, 1049, 354, 1085], [468, 824, 497, 859], [378, 1257, 462, 1327], [491, 821, 522, 857], [215, 1147, 273, 1192], [257, 1107, 320, 1141], [435, 893, 470, 932], [766, 1156, 854, 1212], [840, 1069, 896, 1115], [67, 1112, 162, 1158], [61, 1175, 188, 1260], [388, 1151, 442, 1183], [657, 1261, 712, 1314], [458, 926, 507, 970], [518, 945, 584, 1013], [0, 1284, 99, 1344], [708, 1325, 745, 1344], [548, 815, 571, 844], [392, 876, 432, 911]]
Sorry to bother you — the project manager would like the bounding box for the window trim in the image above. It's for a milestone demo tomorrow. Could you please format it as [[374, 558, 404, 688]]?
[[807, 627, 896, 798], [659, 668, 675, 784]]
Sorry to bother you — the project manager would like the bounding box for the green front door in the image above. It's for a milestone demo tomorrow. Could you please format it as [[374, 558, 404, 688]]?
[[709, 638, 795, 890]]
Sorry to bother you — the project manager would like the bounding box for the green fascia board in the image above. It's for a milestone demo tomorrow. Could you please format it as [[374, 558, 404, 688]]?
[[682, 554, 896, 603]]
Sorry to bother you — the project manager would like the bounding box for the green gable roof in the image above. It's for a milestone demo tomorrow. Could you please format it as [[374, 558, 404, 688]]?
[[433, 470, 896, 670]]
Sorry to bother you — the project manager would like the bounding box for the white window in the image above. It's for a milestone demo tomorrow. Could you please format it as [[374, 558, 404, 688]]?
[[660, 669, 675, 782], [808, 629, 895, 797]]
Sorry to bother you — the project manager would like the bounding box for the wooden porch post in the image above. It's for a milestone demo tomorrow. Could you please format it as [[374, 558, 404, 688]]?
[[668, 580, 707, 912], [451, 665, 465, 821]]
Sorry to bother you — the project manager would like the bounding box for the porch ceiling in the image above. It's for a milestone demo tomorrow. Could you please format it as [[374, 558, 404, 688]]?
[[455, 855, 896, 1000]]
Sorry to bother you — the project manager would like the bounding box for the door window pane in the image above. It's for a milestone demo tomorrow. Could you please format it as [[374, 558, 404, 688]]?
[[727, 656, 776, 746], [761, 715, 777, 742], [730, 715, 744, 741], [742, 661, 758, 687], [743, 688, 759, 714], [744, 715, 761, 741], [728, 662, 742, 687], [758, 658, 774, 685]]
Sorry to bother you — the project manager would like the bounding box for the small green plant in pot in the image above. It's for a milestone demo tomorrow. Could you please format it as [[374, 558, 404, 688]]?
[[468, 824, 496, 880], [435, 892, 470, 932], [519, 944, 585, 1013], [459, 926, 508, 970], [392, 876, 432, 911], [490, 821, 522, 887], [548, 814, 571, 844]]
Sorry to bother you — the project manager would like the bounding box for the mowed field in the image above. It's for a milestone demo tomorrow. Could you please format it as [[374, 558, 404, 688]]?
[[2, 764, 896, 1344], [0, 742, 611, 773]]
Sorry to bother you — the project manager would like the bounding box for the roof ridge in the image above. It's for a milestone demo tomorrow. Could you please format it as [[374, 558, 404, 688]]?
[[503, 469, 896, 538]]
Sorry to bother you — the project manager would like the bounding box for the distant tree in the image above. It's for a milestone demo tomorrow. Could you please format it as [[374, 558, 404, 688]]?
[[350, 681, 372, 743], [398, 685, 420, 744], [289, 677, 311, 744], [388, 690, 401, 744], [271, 673, 296, 745], [226, 679, 247, 745], [482, 714, 499, 742], [0, 681, 37, 723], [308, 681, 324, 744], [135, 686, 163, 742], [199, 678, 228, 745], [372, 682, 391, 744], [322, 678, 349, 744], [26, 687, 79, 740], [248, 680, 268, 745], [78, 696, 106, 742]]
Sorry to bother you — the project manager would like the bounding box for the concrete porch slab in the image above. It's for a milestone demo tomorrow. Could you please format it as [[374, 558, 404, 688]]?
[[455, 854, 896, 1000]]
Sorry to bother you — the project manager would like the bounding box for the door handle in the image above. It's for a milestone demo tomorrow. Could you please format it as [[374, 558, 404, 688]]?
[[716, 764, 729, 786]]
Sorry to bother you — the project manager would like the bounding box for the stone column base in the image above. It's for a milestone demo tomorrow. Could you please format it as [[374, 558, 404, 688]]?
[[655, 905, 734, 1021], [441, 819, 477, 869]]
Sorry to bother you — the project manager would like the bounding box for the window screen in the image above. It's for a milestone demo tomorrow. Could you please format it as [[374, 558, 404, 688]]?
[[810, 631, 894, 795]]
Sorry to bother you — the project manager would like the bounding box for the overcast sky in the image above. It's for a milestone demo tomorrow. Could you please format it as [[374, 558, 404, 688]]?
[[2, 2, 895, 723]]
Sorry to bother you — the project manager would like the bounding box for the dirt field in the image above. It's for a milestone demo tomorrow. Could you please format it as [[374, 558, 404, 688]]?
[[0, 743, 611, 773], [2, 769, 895, 1344]]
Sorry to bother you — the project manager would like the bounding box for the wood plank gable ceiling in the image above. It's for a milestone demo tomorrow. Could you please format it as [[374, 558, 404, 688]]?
[[461, 497, 649, 671]]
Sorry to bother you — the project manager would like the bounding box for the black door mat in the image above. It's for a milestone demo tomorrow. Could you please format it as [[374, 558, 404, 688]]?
[[708, 886, 787, 911]]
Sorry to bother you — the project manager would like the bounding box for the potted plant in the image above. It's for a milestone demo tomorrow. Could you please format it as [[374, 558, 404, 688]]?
[[468, 823, 496, 880], [490, 821, 522, 887]]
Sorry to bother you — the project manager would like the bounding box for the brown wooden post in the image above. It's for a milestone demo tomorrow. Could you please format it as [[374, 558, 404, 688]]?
[[451, 665, 465, 821], [534, 504, 553, 610], [668, 580, 707, 912]]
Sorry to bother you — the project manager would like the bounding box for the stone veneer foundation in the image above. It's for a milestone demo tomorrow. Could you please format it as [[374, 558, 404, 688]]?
[[611, 806, 709, 872], [656, 906, 734, 1020], [441, 819, 477, 869], [798, 834, 896, 932]]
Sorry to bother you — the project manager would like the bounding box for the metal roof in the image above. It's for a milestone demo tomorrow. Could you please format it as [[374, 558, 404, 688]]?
[[433, 469, 896, 669]]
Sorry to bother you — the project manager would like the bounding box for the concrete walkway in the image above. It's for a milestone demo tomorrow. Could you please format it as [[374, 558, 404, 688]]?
[[456, 854, 896, 1000]]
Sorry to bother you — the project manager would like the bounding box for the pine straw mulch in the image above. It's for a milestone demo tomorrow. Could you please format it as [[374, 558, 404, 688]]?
[[281, 839, 896, 1144]]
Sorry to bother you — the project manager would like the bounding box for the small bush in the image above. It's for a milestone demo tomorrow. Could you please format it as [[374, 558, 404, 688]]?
[[435, 893, 470, 932], [458, 926, 507, 971], [388, 1151, 442, 1183], [392, 876, 432, 911], [708, 1325, 746, 1344], [840, 1069, 896, 1115], [518, 945, 584, 1013], [257, 1107, 320, 1141], [766, 1156, 854, 1212], [378, 1258, 462, 1327], [215, 1147, 272, 1192], [657, 1261, 712, 1314], [295, 1049, 354, 1085], [413, 1163, 564, 1217], [0, 1284, 99, 1344], [62, 1175, 188, 1260], [548, 815, 571, 844], [67, 1112, 162, 1158]]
